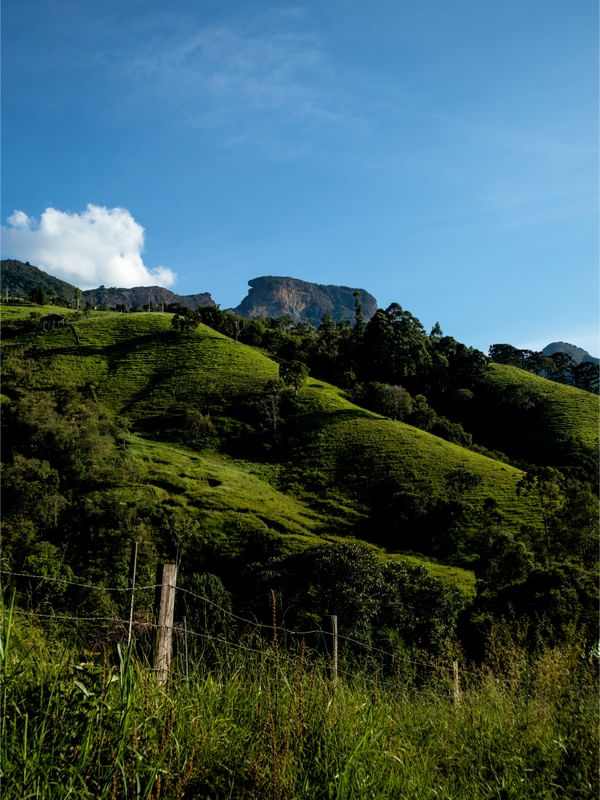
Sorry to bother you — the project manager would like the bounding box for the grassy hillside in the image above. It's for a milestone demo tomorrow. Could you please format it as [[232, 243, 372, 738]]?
[[2, 306, 597, 799], [292, 390, 537, 532], [456, 362, 600, 471], [3, 311, 277, 415], [5, 305, 591, 586], [486, 362, 599, 450]]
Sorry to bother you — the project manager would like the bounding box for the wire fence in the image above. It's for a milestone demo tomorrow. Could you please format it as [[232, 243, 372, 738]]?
[[0, 567, 461, 688]]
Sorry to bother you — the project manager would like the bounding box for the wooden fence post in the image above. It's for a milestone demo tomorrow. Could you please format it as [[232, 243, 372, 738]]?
[[155, 564, 178, 686], [453, 659, 461, 705], [127, 541, 138, 647], [331, 614, 338, 687]]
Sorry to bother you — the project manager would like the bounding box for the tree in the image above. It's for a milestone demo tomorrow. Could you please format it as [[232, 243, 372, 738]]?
[[407, 394, 436, 431], [516, 467, 565, 566], [374, 384, 412, 420], [222, 312, 245, 342], [28, 285, 47, 305], [197, 305, 224, 331], [549, 352, 575, 385], [261, 378, 285, 433], [573, 361, 600, 393], [279, 360, 309, 396], [488, 343, 525, 367], [184, 409, 216, 445], [317, 312, 339, 359], [429, 321, 443, 340], [171, 309, 200, 335], [353, 290, 365, 336], [260, 542, 385, 643], [378, 562, 464, 652]]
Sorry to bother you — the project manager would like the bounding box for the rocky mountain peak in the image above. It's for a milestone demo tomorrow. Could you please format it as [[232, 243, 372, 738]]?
[[233, 276, 377, 326]]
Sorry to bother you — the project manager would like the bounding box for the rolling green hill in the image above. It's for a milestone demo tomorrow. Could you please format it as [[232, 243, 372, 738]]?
[[453, 362, 600, 473], [486, 362, 599, 450], [1, 306, 552, 585]]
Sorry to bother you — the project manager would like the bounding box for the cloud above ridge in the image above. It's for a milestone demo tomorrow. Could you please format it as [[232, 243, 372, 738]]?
[[2, 204, 175, 289]]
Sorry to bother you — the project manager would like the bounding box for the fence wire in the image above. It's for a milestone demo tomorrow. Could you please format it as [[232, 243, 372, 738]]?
[[1, 568, 457, 676]]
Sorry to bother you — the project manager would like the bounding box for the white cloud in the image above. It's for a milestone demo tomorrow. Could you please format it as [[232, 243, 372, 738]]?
[[1, 204, 175, 289], [7, 210, 33, 229]]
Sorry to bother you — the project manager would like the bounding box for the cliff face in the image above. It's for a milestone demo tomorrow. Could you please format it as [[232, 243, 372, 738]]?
[[82, 285, 215, 310], [233, 276, 377, 326]]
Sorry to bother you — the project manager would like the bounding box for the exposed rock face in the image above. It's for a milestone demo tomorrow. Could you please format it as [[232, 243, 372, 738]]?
[[82, 285, 215, 310], [542, 342, 599, 365], [233, 276, 377, 326]]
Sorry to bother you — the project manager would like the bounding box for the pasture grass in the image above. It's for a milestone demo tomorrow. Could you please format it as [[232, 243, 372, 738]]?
[[485, 363, 599, 451], [292, 391, 542, 537], [2, 607, 597, 799]]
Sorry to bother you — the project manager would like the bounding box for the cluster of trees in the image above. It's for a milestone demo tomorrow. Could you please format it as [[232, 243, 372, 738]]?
[[489, 343, 599, 393], [25, 284, 81, 308], [246, 542, 465, 654], [171, 301, 488, 403]]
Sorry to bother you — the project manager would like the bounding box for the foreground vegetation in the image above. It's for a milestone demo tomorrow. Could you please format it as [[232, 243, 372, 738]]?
[[1, 606, 597, 800]]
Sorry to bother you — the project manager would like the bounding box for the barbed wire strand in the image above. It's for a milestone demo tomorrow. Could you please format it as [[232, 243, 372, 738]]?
[[0, 569, 159, 593], [4, 570, 455, 674]]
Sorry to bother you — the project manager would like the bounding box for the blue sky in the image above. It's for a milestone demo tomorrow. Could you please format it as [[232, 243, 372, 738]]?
[[2, 0, 598, 354]]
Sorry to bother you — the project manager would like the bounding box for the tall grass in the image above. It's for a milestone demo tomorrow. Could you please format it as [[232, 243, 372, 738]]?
[[1, 606, 597, 799]]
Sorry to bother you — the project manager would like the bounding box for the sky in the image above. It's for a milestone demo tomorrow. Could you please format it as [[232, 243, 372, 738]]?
[[1, 0, 598, 355]]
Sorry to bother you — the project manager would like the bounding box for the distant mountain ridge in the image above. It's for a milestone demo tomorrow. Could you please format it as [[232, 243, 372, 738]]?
[[0, 259, 78, 301], [542, 341, 599, 365], [1, 261, 595, 363], [81, 285, 214, 310], [0, 260, 215, 310], [233, 276, 377, 325]]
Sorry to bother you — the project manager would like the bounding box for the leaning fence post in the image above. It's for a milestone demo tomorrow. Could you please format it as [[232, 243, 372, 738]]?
[[331, 614, 338, 687], [127, 541, 138, 647], [453, 659, 461, 705], [155, 563, 178, 686]]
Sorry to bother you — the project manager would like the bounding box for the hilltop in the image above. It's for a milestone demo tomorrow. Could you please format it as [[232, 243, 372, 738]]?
[[0, 259, 216, 310]]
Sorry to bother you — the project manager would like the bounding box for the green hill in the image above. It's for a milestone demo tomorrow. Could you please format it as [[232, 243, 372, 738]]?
[[1, 307, 548, 579], [456, 362, 600, 472]]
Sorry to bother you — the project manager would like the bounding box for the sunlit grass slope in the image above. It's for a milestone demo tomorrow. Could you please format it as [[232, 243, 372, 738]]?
[[124, 434, 477, 597], [1, 308, 541, 571], [292, 380, 540, 537], [129, 435, 324, 551], [486, 362, 599, 452], [5, 311, 278, 418]]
